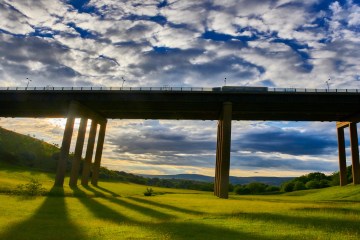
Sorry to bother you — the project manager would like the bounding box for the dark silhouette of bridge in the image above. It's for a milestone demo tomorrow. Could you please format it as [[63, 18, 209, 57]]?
[[1, 86, 359, 198]]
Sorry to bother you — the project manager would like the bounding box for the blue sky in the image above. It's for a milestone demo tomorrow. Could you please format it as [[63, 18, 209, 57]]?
[[0, 0, 360, 176]]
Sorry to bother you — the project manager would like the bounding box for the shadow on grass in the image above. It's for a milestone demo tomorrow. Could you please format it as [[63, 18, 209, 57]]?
[[84, 185, 173, 220], [71, 186, 130, 223], [69, 186, 285, 240], [0, 187, 86, 240], [92, 184, 120, 197], [128, 196, 203, 215], [82, 185, 106, 197], [230, 211, 360, 236]]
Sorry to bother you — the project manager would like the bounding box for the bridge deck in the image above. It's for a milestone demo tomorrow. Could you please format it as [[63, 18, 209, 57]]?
[[0, 89, 360, 121]]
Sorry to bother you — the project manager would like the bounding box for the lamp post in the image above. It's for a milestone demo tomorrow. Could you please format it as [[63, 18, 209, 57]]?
[[26, 78, 32, 88], [326, 78, 330, 91], [121, 77, 126, 88]]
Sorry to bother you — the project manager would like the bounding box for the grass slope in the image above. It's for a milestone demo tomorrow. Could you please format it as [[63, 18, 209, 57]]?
[[0, 166, 360, 240], [0, 127, 59, 171]]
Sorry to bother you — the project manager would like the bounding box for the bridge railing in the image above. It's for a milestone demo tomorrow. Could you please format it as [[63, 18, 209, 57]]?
[[268, 88, 359, 93], [0, 86, 359, 93], [0, 87, 215, 91]]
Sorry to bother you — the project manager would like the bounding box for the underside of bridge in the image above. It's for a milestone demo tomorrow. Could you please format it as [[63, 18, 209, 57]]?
[[53, 101, 360, 199], [2, 89, 360, 198]]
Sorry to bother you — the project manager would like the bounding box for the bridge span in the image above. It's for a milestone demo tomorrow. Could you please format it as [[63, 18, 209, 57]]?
[[1, 86, 360, 198]]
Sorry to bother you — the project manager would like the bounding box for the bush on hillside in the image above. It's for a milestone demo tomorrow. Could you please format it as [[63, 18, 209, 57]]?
[[293, 181, 306, 191], [144, 187, 154, 196], [281, 171, 339, 192], [282, 182, 295, 192], [266, 185, 280, 192], [15, 179, 46, 197], [234, 185, 251, 195], [234, 182, 280, 195], [305, 180, 320, 189], [247, 182, 267, 194]]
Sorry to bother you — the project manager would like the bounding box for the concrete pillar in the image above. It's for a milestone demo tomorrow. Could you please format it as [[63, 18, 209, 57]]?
[[81, 120, 98, 186], [219, 102, 232, 198], [69, 118, 88, 187], [91, 121, 107, 186], [54, 109, 75, 187], [214, 121, 222, 196], [214, 102, 232, 198], [337, 127, 347, 186], [349, 123, 360, 184]]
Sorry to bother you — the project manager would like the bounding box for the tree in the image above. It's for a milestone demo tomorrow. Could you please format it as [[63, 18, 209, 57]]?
[[247, 182, 267, 194], [319, 179, 330, 188], [305, 180, 320, 189], [293, 181, 306, 191], [266, 186, 280, 192], [282, 182, 295, 192], [234, 185, 251, 195]]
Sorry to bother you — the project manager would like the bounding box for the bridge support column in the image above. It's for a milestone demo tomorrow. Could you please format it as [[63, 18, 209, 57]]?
[[349, 123, 360, 184], [81, 120, 98, 186], [69, 118, 88, 187], [337, 126, 347, 186], [91, 121, 107, 186], [55, 106, 76, 187], [214, 102, 232, 199], [214, 121, 223, 196]]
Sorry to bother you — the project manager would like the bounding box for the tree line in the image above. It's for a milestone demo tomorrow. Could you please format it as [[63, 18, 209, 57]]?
[[233, 166, 354, 195], [99, 167, 214, 191]]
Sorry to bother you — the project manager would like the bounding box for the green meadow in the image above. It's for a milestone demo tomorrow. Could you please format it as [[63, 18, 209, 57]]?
[[0, 164, 360, 240]]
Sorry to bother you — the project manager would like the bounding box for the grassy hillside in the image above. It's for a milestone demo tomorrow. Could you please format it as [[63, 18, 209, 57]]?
[[0, 127, 60, 171], [1, 127, 360, 239], [285, 185, 360, 201], [0, 166, 360, 239]]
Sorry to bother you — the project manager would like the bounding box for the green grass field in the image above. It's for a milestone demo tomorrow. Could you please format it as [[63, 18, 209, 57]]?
[[1, 164, 360, 240]]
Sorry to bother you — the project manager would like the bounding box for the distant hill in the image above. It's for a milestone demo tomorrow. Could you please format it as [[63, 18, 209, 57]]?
[[0, 127, 60, 171], [141, 174, 294, 186]]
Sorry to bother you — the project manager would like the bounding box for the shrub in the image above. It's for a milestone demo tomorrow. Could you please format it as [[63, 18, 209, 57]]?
[[144, 187, 153, 196], [293, 181, 306, 191], [319, 179, 330, 188], [247, 182, 267, 194], [266, 186, 280, 192], [234, 185, 251, 195], [305, 180, 320, 189], [282, 182, 295, 192], [15, 179, 46, 197]]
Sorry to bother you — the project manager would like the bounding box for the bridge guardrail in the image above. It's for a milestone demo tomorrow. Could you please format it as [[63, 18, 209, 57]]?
[[0, 86, 359, 93]]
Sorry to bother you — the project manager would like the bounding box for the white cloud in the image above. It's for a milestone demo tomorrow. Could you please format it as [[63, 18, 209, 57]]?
[[0, 3, 33, 34], [150, 26, 201, 49], [161, 1, 208, 31]]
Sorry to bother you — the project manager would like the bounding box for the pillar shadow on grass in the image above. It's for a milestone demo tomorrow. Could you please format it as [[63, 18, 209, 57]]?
[[92, 184, 120, 197], [128, 196, 203, 215], [0, 187, 86, 240], [70, 187, 285, 240], [84, 185, 173, 220], [82, 185, 106, 197], [71, 186, 130, 223]]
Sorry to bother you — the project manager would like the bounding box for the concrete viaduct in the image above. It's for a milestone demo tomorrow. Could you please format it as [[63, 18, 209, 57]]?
[[1, 86, 360, 198]]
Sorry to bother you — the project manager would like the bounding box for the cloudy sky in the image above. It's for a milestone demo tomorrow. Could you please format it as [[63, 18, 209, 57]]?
[[1, 0, 360, 177]]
